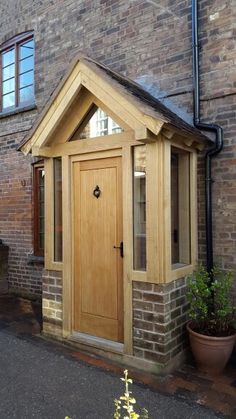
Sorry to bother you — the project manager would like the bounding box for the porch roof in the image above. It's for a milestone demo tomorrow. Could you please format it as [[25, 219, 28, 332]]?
[[19, 56, 212, 155]]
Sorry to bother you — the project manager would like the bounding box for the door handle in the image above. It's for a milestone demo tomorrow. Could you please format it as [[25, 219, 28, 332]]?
[[113, 241, 124, 258]]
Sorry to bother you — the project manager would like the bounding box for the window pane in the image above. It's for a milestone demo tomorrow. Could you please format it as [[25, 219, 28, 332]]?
[[2, 49, 15, 67], [39, 184, 44, 201], [19, 70, 34, 88], [19, 39, 34, 60], [34, 166, 45, 256], [171, 147, 191, 268], [71, 105, 123, 140], [40, 201, 44, 217], [38, 169, 45, 254], [1, 38, 34, 111], [54, 158, 62, 262], [19, 55, 34, 74], [2, 63, 15, 80], [2, 78, 15, 94], [171, 153, 179, 264], [133, 146, 146, 271], [19, 85, 34, 104], [2, 92, 15, 109], [39, 233, 44, 250]]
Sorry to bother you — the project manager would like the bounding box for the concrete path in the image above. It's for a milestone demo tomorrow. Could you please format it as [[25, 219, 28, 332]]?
[[0, 328, 223, 419]]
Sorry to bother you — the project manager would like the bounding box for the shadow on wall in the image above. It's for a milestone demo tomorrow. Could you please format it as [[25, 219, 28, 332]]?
[[0, 240, 9, 294]]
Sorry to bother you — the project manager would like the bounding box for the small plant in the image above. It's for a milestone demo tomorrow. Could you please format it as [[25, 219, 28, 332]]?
[[114, 370, 149, 419], [65, 370, 148, 419], [187, 265, 236, 336]]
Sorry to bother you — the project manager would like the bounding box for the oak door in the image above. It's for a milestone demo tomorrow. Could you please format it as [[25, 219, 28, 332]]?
[[73, 157, 123, 342]]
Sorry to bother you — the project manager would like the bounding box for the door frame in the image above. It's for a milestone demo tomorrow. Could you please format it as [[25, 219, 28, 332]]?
[[62, 147, 133, 355], [73, 155, 123, 344]]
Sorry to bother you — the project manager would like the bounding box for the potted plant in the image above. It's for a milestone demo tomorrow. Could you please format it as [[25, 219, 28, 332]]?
[[186, 265, 236, 374]]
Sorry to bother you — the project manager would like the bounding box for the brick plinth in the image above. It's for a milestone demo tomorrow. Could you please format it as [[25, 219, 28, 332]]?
[[42, 269, 63, 337], [133, 279, 189, 368]]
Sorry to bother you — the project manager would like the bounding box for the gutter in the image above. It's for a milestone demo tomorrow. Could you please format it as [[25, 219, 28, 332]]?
[[192, 0, 223, 273]]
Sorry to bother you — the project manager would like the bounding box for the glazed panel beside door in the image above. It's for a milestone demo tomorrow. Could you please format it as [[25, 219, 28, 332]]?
[[73, 157, 123, 342]]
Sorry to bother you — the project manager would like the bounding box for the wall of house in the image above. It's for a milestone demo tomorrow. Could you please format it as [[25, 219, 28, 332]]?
[[0, 0, 235, 365], [0, 0, 196, 296], [0, 241, 9, 293], [197, 0, 236, 276], [0, 114, 42, 295]]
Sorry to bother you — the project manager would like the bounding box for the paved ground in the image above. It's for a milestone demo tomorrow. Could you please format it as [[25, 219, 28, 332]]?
[[0, 328, 222, 419], [0, 295, 235, 419]]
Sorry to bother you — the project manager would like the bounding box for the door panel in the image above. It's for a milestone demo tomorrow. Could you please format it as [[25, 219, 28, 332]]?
[[73, 157, 123, 342]]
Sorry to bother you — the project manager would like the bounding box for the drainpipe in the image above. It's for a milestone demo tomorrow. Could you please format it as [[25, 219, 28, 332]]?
[[192, 0, 223, 274]]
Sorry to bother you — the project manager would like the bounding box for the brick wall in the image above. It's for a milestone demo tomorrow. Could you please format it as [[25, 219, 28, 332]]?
[[42, 269, 63, 336], [0, 242, 8, 293], [0, 0, 194, 113], [197, 0, 236, 272], [0, 125, 43, 295], [0, 0, 195, 296], [0, 0, 235, 303], [133, 279, 189, 367]]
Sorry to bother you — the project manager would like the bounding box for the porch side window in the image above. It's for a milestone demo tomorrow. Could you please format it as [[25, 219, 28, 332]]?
[[0, 32, 34, 112], [33, 164, 45, 257], [171, 147, 190, 268], [54, 158, 62, 262], [133, 146, 146, 271]]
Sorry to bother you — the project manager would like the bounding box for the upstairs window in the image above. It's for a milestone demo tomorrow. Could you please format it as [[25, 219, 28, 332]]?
[[0, 32, 34, 112]]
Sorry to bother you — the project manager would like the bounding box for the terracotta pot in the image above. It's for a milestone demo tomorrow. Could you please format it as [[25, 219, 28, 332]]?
[[187, 322, 236, 375]]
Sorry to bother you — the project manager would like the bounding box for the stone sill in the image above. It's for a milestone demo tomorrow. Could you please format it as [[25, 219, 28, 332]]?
[[0, 103, 37, 119], [27, 255, 44, 266]]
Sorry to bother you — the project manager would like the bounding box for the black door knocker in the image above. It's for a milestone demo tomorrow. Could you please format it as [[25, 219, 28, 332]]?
[[93, 185, 101, 199]]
